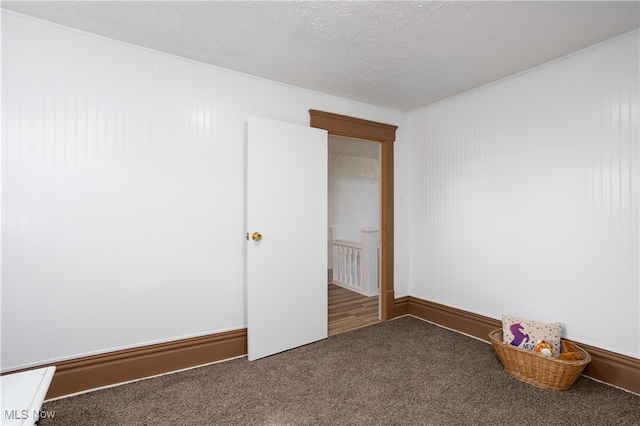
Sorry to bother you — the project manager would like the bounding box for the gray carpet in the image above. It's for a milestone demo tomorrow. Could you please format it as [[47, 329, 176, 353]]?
[[42, 316, 639, 425]]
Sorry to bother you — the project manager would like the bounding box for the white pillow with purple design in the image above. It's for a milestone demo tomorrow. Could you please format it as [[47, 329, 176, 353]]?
[[502, 314, 563, 356]]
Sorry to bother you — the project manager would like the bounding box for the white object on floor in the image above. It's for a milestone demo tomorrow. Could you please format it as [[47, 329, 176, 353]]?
[[1, 366, 56, 425]]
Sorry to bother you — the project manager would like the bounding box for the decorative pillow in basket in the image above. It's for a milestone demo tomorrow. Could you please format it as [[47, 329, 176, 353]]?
[[489, 315, 591, 391], [502, 314, 563, 356]]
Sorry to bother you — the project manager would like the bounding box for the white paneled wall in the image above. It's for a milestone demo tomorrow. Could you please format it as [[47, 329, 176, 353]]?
[[406, 32, 639, 357], [1, 12, 405, 370], [6, 9, 634, 370]]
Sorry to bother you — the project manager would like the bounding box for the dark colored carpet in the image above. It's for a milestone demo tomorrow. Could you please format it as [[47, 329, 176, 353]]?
[[42, 316, 639, 425]]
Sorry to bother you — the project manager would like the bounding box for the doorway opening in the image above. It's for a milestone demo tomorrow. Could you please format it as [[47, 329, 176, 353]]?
[[327, 135, 380, 335], [309, 109, 397, 324]]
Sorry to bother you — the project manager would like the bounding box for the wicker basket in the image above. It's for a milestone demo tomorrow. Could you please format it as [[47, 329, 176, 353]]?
[[489, 328, 591, 391]]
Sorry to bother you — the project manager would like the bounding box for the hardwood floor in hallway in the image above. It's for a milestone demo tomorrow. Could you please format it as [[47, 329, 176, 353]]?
[[328, 283, 379, 336]]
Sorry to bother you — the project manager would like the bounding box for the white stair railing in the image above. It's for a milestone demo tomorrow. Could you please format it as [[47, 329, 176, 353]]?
[[330, 227, 379, 297]]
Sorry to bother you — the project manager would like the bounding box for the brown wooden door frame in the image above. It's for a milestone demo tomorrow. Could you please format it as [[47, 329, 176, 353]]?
[[309, 110, 397, 320]]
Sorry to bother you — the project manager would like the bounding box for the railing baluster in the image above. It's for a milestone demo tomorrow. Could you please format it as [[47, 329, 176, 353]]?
[[331, 228, 378, 296], [350, 247, 355, 285]]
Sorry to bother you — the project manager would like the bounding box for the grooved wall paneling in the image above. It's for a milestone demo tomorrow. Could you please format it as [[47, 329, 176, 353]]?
[[1, 12, 405, 371], [406, 32, 639, 357]]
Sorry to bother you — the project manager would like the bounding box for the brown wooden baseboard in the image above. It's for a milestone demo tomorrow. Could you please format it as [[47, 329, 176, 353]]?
[[577, 342, 640, 394], [395, 295, 640, 394], [398, 296, 501, 340], [4, 297, 637, 399], [2, 328, 247, 399]]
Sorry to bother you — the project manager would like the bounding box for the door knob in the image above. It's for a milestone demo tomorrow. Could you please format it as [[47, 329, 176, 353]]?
[[252, 232, 263, 242]]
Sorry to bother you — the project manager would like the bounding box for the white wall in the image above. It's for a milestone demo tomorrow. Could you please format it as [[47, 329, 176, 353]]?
[[3, 10, 635, 371], [328, 154, 380, 243], [0, 12, 406, 371], [405, 31, 639, 357]]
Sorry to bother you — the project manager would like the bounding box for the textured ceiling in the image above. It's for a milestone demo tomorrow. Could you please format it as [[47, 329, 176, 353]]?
[[2, 1, 639, 111]]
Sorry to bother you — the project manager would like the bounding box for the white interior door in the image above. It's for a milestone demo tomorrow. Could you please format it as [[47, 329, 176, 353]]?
[[246, 116, 328, 361]]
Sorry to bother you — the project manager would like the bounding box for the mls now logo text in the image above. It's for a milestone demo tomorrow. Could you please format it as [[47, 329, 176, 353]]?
[[4, 409, 56, 422]]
